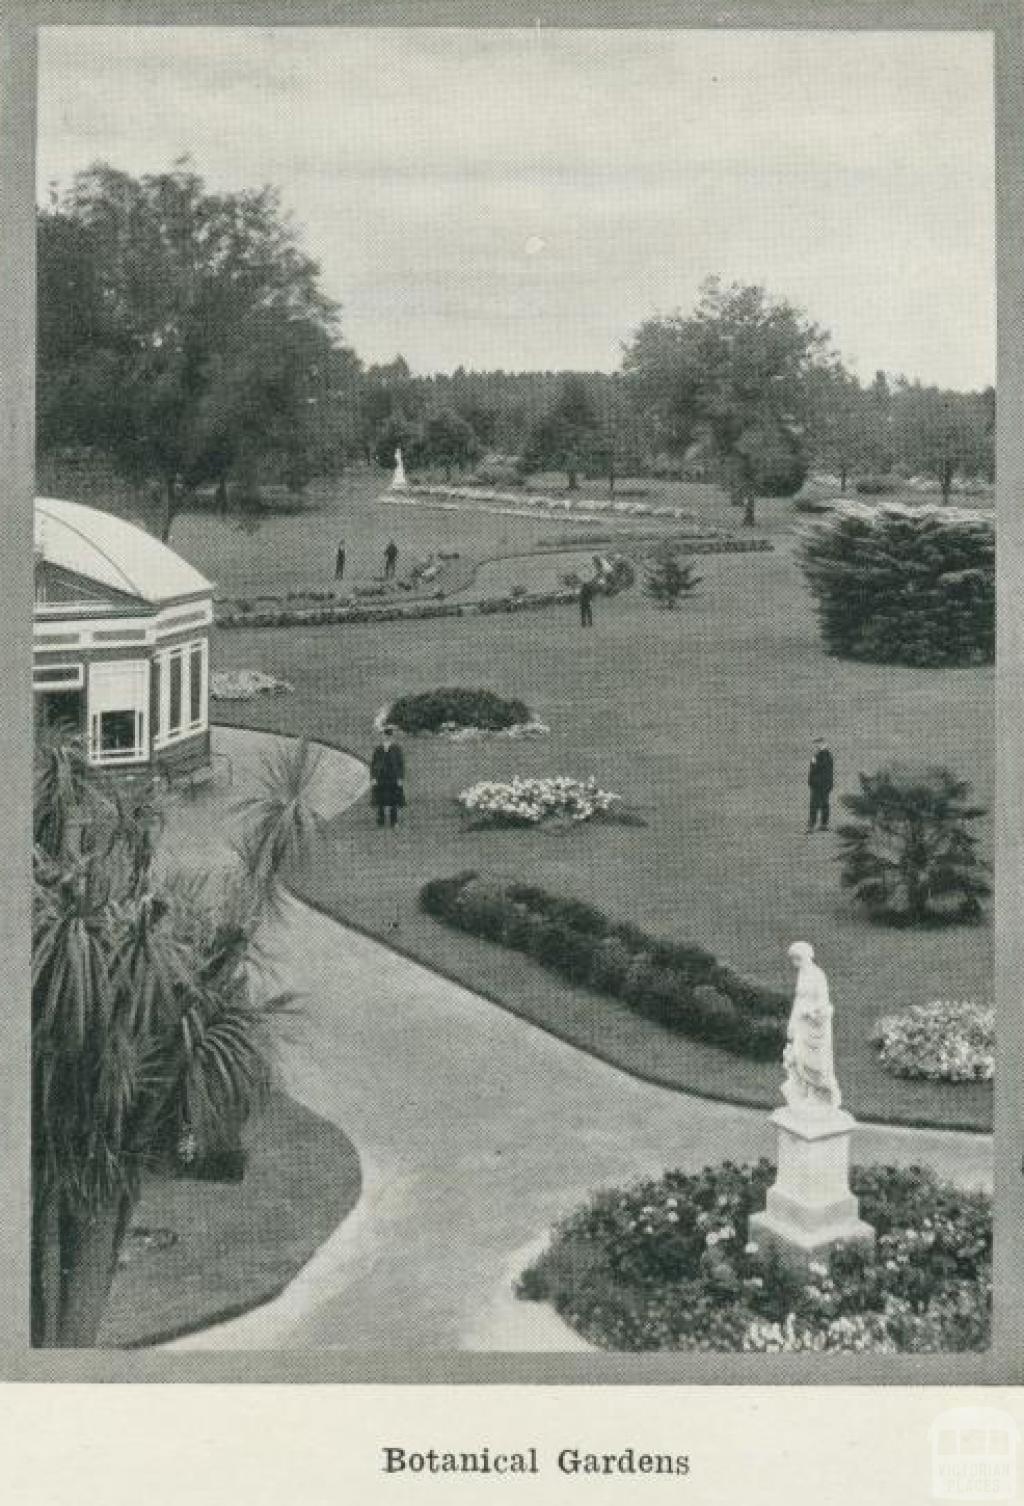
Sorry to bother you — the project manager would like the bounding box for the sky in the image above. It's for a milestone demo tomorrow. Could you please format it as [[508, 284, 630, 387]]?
[[37, 26, 995, 389]]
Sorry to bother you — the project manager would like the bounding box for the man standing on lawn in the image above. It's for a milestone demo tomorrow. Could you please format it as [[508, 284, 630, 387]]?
[[807, 736, 834, 832], [335, 537, 346, 581], [371, 724, 406, 828], [384, 539, 399, 580], [579, 576, 596, 628]]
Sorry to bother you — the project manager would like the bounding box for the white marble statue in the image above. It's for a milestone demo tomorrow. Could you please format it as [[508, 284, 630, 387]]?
[[390, 447, 408, 491], [781, 941, 842, 1115]]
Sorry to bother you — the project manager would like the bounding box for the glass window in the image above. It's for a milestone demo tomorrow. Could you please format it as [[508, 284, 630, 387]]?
[[152, 656, 162, 741], [99, 709, 139, 754], [189, 642, 204, 726], [168, 651, 183, 735], [88, 660, 148, 765]]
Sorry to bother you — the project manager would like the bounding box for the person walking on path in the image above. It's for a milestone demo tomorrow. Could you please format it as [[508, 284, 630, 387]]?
[[335, 538, 347, 581], [370, 724, 406, 828], [807, 737, 834, 832], [579, 577, 596, 628], [384, 540, 399, 580]]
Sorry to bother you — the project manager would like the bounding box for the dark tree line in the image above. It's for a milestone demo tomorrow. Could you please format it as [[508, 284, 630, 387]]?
[[38, 166, 995, 534]]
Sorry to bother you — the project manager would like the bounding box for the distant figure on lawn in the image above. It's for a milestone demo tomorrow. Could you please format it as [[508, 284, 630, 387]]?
[[370, 724, 406, 828], [335, 538, 346, 581], [579, 577, 596, 628], [384, 539, 399, 580], [807, 737, 834, 832]]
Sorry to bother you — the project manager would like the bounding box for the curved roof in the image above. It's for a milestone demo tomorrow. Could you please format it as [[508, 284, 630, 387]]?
[[35, 496, 212, 606]]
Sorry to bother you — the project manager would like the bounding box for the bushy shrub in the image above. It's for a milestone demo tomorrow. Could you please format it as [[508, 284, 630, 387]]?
[[799, 503, 994, 666], [388, 687, 530, 733], [838, 764, 990, 925], [853, 475, 897, 495], [516, 1160, 990, 1352], [419, 873, 787, 1060]]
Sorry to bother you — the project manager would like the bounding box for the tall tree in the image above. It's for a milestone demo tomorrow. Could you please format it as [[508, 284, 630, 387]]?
[[522, 374, 602, 490], [892, 381, 994, 502], [622, 278, 829, 523], [420, 408, 480, 479], [37, 161, 341, 538]]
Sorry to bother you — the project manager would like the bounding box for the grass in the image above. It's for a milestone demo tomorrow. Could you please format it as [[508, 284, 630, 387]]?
[[180, 476, 992, 1131], [98, 1092, 361, 1348]]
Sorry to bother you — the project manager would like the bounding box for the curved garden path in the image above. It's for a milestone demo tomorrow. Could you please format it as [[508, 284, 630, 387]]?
[[166, 727, 992, 1351]]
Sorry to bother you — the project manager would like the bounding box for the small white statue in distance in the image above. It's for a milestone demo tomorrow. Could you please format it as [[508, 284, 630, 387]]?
[[390, 446, 408, 491], [782, 941, 842, 1115]]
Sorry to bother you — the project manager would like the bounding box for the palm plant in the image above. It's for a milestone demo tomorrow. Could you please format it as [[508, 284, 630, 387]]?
[[837, 763, 990, 925], [32, 735, 320, 1347], [231, 738, 327, 909]]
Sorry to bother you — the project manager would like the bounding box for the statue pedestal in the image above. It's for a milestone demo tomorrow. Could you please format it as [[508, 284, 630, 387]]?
[[748, 1105, 875, 1276]]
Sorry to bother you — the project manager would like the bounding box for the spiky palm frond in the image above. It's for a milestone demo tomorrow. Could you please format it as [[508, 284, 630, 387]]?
[[232, 738, 327, 906]]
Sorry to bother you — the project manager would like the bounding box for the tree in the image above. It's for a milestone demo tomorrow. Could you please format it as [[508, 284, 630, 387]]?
[[37, 161, 341, 538], [837, 764, 990, 926], [420, 408, 481, 480], [892, 381, 994, 503], [31, 736, 324, 1346], [643, 547, 702, 608], [623, 278, 830, 523], [522, 375, 602, 490]]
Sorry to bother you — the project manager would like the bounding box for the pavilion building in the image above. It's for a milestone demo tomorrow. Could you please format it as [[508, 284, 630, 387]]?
[[33, 496, 214, 779]]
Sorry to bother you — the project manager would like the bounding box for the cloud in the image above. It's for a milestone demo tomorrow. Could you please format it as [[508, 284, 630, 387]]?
[[37, 26, 994, 384]]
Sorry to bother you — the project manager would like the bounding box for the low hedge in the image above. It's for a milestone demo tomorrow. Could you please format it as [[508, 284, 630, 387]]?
[[419, 873, 788, 1060], [389, 687, 531, 733]]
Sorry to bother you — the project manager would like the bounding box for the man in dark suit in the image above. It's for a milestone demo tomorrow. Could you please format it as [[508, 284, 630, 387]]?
[[579, 577, 596, 627], [335, 538, 346, 581], [807, 737, 834, 832], [370, 724, 406, 828]]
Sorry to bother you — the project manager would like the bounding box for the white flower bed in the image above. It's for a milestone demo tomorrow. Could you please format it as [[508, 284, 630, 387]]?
[[210, 668, 293, 701], [869, 999, 994, 1082], [459, 775, 618, 826]]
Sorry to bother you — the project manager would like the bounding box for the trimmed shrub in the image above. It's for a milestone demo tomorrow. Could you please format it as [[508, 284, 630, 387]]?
[[588, 935, 634, 994], [799, 503, 994, 667], [418, 873, 787, 1061], [389, 687, 530, 733]]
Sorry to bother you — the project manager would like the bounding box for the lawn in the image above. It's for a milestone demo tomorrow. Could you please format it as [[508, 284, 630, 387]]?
[[178, 476, 992, 1131], [98, 1092, 362, 1348]]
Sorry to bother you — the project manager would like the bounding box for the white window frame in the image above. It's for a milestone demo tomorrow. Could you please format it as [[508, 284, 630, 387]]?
[[33, 662, 84, 692], [153, 636, 208, 750], [88, 659, 149, 767]]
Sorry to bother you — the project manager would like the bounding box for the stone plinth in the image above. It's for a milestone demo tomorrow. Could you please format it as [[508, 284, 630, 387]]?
[[748, 1104, 875, 1275]]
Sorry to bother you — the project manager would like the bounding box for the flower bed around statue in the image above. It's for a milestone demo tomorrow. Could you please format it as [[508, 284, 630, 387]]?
[[419, 873, 788, 1060], [869, 1000, 994, 1083], [458, 775, 618, 826], [515, 1161, 990, 1353]]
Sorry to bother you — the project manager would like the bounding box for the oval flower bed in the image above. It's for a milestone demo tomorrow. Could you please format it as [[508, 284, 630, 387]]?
[[458, 775, 618, 826], [516, 1161, 990, 1353], [869, 1000, 994, 1082], [387, 687, 530, 734]]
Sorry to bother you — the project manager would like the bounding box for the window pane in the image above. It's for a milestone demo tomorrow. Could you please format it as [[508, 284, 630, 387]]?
[[169, 653, 182, 733], [100, 709, 138, 752], [152, 656, 162, 739], [190, 644, 203, 725]]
